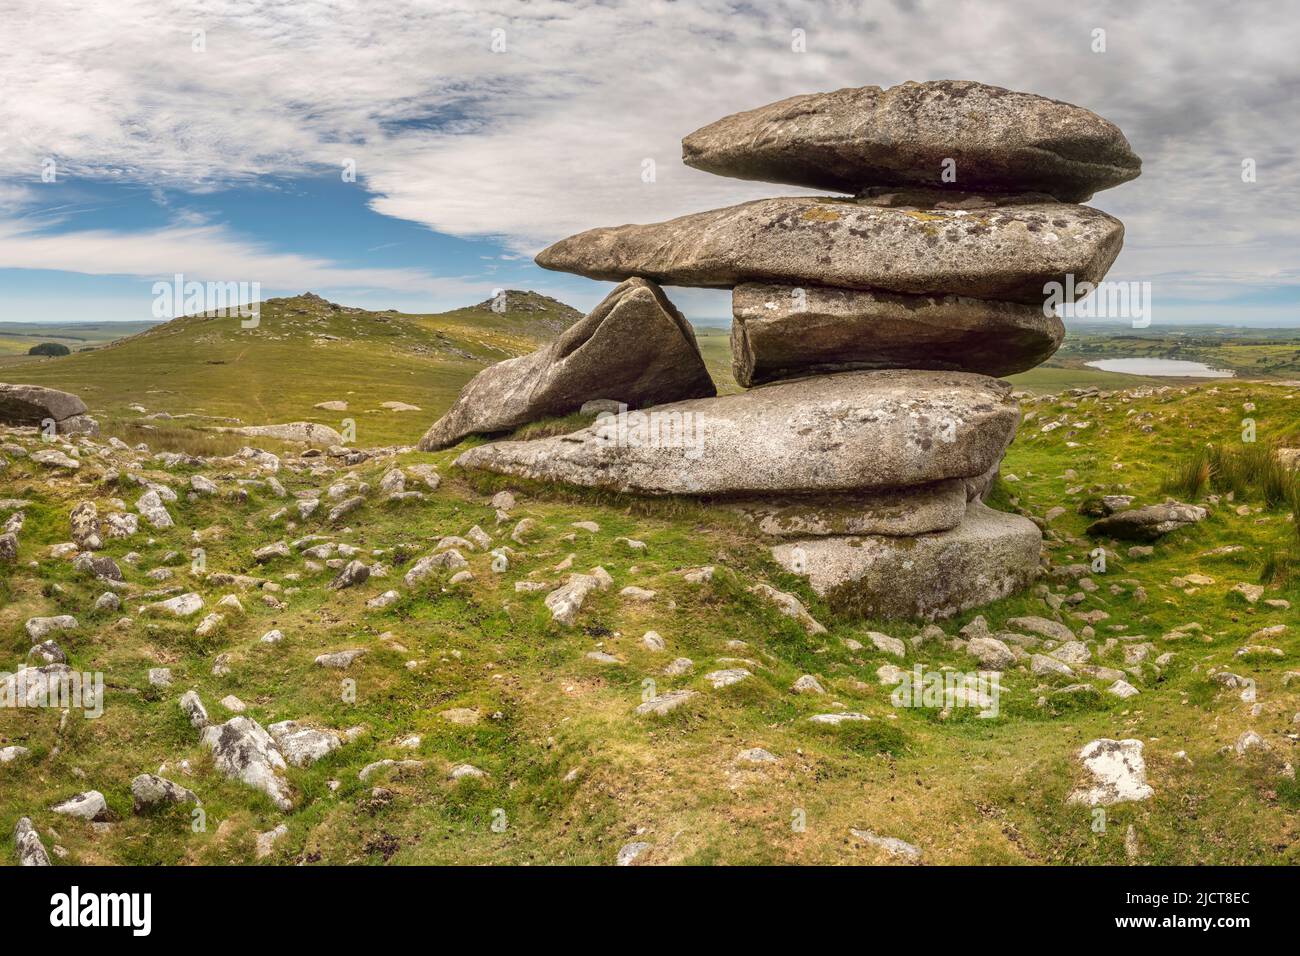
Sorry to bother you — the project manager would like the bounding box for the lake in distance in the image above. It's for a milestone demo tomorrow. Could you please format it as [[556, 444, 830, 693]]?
[[1085, 358, 1235, 378]]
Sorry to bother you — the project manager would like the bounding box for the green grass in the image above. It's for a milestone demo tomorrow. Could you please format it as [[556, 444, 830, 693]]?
[[3, 303, 1300, 866]]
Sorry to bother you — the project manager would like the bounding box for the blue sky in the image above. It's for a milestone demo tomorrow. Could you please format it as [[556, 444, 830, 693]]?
[[0, 175, 594, 320], [1, 0, 1297, 327]]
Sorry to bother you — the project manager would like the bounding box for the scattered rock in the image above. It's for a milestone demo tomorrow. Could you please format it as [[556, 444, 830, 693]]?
[[131, 773, 198, 813], [1067, 739, 1154, 806]]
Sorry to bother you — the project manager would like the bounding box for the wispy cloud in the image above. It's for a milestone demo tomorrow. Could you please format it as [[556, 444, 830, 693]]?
[[0, 0, 1296, 311], [0, 218, 482, 297]]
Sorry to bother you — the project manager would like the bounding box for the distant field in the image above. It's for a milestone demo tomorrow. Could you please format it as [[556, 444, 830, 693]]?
[[1057, 325, 1300, 380], [0, 320, 157, 356]]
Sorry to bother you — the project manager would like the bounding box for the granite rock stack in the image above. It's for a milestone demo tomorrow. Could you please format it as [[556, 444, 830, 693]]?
[[457, 79, 1140, 619]]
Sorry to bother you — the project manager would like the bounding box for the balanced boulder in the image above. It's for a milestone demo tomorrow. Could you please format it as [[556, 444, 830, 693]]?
[[681, 80, 1141, 202], [770, 501, 1042, 620], [418, 278, 714, 450], [536, 192, 1123, 305], [475, 79, 1141, 619], [456, 370, 1019, 496], [731, 283, 1063, 386]]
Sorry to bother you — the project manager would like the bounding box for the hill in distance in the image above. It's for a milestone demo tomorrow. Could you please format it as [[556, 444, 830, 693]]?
[[0, 291, 587, 450]]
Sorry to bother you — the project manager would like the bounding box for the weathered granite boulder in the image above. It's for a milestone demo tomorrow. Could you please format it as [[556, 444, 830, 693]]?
[[13, 817, 50, 866], [0, 383, 98, 435], [536, 192, 1123, 305], [131, 773, 199, 813], [731, 283, 1064, 386], [224, 422, 343, 444], [418, 278, 715, 450], [70, 501, 102, 551], [1086, 501, 1207, 541], [770, 501, 1041, 620], [732, 479, 967, 537], [681, 80, 1141, 202], [199, 716, 293, 811], [1067, 738, 1154, 806], [455, 370, 1019, 496]]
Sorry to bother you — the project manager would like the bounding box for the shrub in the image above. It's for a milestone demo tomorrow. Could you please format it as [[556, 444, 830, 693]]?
[[28, 342, 70, 356]]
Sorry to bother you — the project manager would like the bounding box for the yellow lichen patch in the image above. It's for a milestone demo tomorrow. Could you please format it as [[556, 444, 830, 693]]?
[[897, 210, 950, 222], [802, 207, 842, 223]]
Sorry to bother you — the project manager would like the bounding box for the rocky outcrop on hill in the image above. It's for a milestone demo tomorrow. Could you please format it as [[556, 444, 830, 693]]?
[[459, 80, 1138, 619]]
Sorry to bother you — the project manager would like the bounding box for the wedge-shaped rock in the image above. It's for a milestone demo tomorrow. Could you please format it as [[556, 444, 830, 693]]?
[[418, 278, 715, 451], [456, 370, 1019, 496], [734, 480, 967, 537], [771, 502, 1041, 620], [537, 193, 1121, 306], [681, 80, 1141, 202], [732, 283, 1064, 386]]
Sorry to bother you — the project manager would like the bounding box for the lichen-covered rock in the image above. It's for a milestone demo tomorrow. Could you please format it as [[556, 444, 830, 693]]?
[[681, 80, 1141, 202], [731, 283, 1064, 386], [536, 193, 1123, 305], [418, 278, 715, 451], [747, 583, 826, 635], [199, 716, 293, 811], [51, 789, 110, 821], [1087, 502, 1207, 541], [25, 614, 78, 643], [1067, 738, 1154, 806], [179, 689, 210, 728], [135, 488, 173, 529], [967, 636, 1015, 670], [771, 502, 1041, 620], [131, 773, 199, 813], [142, 592, 204, 618], [69, 501, 102, 550], [545, 573, 601, 626], [848, 827, 922, 863], [225, 421, 344, 444], [267, 720, 342, 767], [329, 559, 370, 590], [0, 383, 92, 430], [13, 817, 50, 866], [456, 370, 1019, 497], [634, 689, 696, 716]]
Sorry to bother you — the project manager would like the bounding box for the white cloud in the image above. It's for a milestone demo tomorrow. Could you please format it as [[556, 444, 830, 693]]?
[[0, 0, 1296, 312], [0, 218, 483, 298]]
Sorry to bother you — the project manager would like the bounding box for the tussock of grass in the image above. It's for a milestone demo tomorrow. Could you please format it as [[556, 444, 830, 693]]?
[[1163, 440, 1298, 507], [1165, 441, 1300, 580]]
